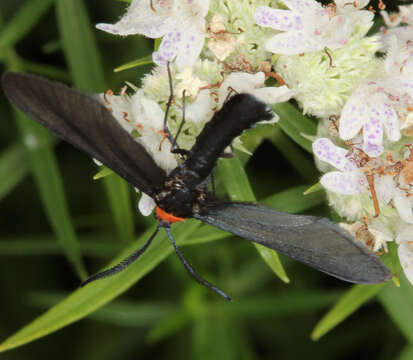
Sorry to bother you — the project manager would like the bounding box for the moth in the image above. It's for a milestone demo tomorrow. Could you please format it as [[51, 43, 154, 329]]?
[[2, 72, 391, 300]]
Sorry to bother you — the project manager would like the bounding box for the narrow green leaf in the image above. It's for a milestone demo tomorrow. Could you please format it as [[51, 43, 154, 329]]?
[[28, 291, 176, 328], [114, 55, 153, 72], [56, 0, 134, 242], [261, 185, 325, 214], [193, 316, 237, 360], [56, 0, 105, 91], [0, 220, 200, 352], [210, 291, 343, 318], [14, 110, 87, 279], [20, 60, 70, 82], [379, 272, 413, 344], [0, 234, 121, 258], [273, 102, 316, 153], [267, 126, 318, 182], [217, 155, 289, 283], [0, 143, 28, 201], [311, 283, 385, 340], [0, 0, 54, 50], [304, 182, 323, 195], [93, 166, 114, 180], [397, 345, 413, 360], [103, 175, 134, 243], [147, 312, 191, 343]]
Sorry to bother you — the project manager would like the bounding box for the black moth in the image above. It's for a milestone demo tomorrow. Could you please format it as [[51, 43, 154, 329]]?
[[2, 72, 391, 300]]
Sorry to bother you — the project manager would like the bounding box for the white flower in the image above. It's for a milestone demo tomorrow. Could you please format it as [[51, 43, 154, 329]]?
[[102, 89, 179, 216], [101, 89, 178, 173], [381, 4, 413, 28], [255, 0, 373, 55], [339, 83, 400, 157], [175, 67, 208, 98], [186, 72, 294, 123], [313, 138, 367, 195], [138, 192, 157, 216], [396, 224, 413, 285], [96, 0, 210, 70]]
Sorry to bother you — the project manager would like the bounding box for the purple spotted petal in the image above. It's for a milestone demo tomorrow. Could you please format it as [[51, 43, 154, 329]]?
[[339, 94, 367, 140], [255, 7, 304, 31], [265, 31, 320, 55], [320, 171, 364, 195], [363, 109, 384, 157], [152, 30, 183, 67], [175, 22, 205, 70], [281, 0, 321, 12], [380, 102, 400, 142], [313, 138, 357, 172]]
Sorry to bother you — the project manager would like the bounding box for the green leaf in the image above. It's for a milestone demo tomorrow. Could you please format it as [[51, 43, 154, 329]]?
[[379, 272, 413, 344], [217, 155, 289, 283], [14, 110, 87, 279], [397, 345, 413, 360], [93, 166, 114, 180], [210, 291, 343, 318], [303, 182, 323, 195], [28, 291, 177, 328], [0, 143, 28, 201], [311, 284, 385, 340], [114, 55, 153, 72], [56, 0, 134, 242], [0, 220, 200, 352], [20, 60, 70, 82], [0, 0, 54, 50], [261, 185, 325, 214], [267, 125, 318, 182], [0, 234, 121, 258], [273, 102, 316, 153], [102, 175, 134, 243], [56, 0, 105, 91]]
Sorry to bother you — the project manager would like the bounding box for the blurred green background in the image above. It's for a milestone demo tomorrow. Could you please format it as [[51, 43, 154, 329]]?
[[0, 0, 412, 359]]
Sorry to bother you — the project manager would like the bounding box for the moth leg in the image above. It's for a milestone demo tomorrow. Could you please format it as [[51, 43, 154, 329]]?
[[81, 225, 160, 287], [164, 227, 232, 301]]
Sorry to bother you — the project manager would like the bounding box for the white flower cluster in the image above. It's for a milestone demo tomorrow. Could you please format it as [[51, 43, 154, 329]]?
[[96, 0, 413, 284]]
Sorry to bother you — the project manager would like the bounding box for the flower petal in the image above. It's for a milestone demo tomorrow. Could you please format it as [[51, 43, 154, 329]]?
[[313, 138, 357, 172], [320, 171, 364, 195], [194, 0, 211, 17], [362, 107, 384, 157], [252, 85, 294, 105], [398, 240, 413, 285], [265, 31, 320, 54], [380, 102, 401, 142], [96, 1, 172, 37], [138, 193, 156, 216], [186, 89, 214, 123], [281, 0, 321, 12], [153, 21, 205, 70], [255, 7, 304, 32], [339, 93, 367, 140], [394, 189, 413, 224]]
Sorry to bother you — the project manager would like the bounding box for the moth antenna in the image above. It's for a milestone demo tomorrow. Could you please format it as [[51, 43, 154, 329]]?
[[81, 225, 160, 287], [171, 89, 186, 151], [162, 61, 174, 142], [164, 227, 232, 301]]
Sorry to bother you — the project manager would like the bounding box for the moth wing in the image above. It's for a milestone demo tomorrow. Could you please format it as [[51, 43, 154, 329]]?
[[2, 72, 167, 196], [195, 202, 391, 284]]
